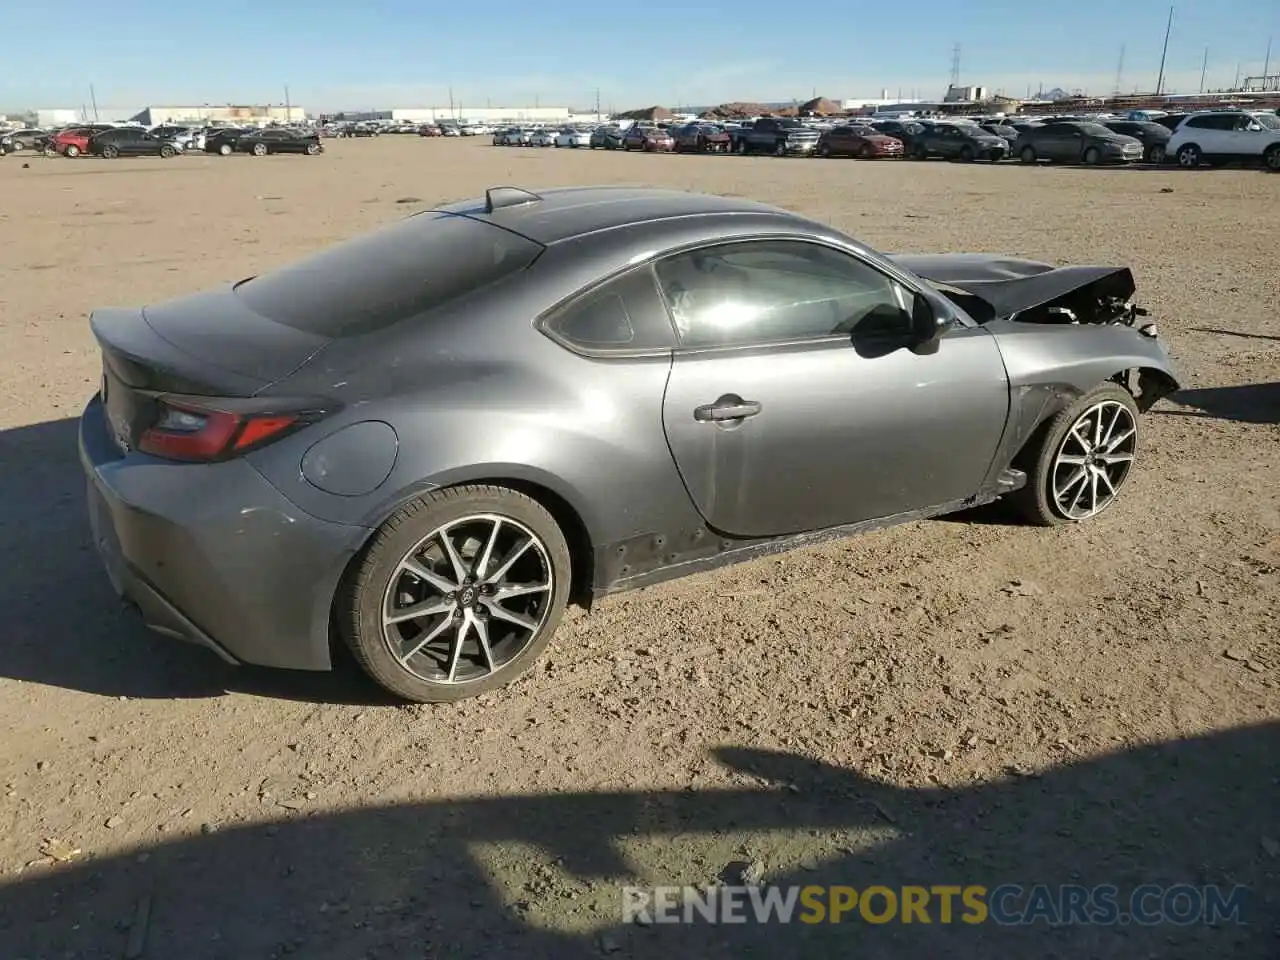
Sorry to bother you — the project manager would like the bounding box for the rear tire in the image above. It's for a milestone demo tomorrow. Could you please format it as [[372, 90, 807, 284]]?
[[101, 145, 119, 159], [959, 145, 974, 162], [159, 144, 175, 159], [859, 144, 874, 159], [1264, 144, 1280, 171], [64, 144, 80, 158], [1147, 144, 1165, 164], [218, 143, 232, 156], [1176, 144, 1201, 168], [1083, 146, 1101, 165], [1010, 384, 1140, 527], [1019, 145, 1037, 163], [251, 142, 268, 157], [342, 485, 572, 703]]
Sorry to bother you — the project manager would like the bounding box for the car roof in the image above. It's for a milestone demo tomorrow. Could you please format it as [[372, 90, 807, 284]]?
[[432, 186, 794, 245]]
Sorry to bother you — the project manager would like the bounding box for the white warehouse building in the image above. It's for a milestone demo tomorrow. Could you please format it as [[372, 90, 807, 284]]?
[[388, 106, 570, 124]]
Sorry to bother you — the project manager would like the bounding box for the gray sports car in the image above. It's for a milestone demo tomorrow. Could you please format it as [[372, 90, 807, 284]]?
[[80, 186, 1179, 702]]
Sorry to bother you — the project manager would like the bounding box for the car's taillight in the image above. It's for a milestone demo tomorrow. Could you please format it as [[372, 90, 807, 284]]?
[[139, 398, 300, 462]]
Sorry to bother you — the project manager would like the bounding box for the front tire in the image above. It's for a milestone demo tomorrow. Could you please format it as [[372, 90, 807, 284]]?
[[64, 144, 80, 158], [342, 485, 572, 703], [251, 142, 268, 157], [1083, 146, 1101, 165], [1264, 144, 1280, 171], [1147, 144, 1165, 164], [1176, 144, 1201, 168], [159, 144, 175, 159], [101, 145, 119, 159], [1019, 145, 1037, 164], [1010, 384, 1140, 527]]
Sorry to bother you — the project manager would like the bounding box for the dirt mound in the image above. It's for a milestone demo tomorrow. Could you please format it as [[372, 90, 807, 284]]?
[[614, 105, 674, 121], [799, 96, 843, 116]]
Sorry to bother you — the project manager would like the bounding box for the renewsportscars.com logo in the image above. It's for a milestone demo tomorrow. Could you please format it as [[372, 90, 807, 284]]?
[[621, 884, 1251, 926]]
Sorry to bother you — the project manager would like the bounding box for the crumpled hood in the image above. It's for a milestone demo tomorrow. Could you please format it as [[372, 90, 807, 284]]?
[[887, 253, 1136, 319]]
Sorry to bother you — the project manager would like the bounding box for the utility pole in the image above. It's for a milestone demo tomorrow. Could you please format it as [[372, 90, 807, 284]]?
[[1265, 35, 1272, 79], [448, 86, 454, 119], [1155, 6, 1174, 95], [594, 87, 601, 122], [949, 42, 961, 94], [1234, 61, 1241, 89], [1200, 46, 1208, 93], [284, 84, 291, 121], [1113, 44, 1126, 96], [89, 83, 99, 121]]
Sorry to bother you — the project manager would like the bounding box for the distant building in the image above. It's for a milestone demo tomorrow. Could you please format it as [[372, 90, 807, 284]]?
[[943, 85, 989, 103], [36, 108, 80, 127], [129, 105, 306, 126], [322, 106, 570, 124]]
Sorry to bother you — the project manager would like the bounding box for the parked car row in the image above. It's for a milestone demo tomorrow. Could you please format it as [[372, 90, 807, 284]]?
[[1, 122, 324, 159], [480, 110, 1280, 170]]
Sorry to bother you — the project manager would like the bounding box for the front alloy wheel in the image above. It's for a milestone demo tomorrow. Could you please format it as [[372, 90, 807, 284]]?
[[1012, 385, 1140, 526], [344, 485, 571, 702]]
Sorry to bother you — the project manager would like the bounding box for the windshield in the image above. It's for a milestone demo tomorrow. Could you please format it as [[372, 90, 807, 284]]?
[[1076, 123, 1117, 137], [235, 213, 543, 337]]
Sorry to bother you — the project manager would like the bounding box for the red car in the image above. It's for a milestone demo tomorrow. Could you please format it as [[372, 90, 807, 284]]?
[[817, 125, 904, 159], [672, 122, 731, 153], [49, 126, 108, 157], [622, 126, 675, 152]]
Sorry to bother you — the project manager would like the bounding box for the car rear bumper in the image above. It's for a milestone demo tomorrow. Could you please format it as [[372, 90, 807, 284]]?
[[79, 396, 368, 671]]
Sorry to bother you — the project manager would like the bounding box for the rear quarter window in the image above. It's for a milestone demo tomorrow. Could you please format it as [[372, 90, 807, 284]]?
[[235, 213, 543, 337]]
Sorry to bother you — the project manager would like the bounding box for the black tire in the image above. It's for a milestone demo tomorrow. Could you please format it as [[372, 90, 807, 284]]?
[[1264, 144, 1280, 171], [859, 144, 874, 159], [736, 139, 749, 155], [218, 143, 232, 156], [959, 145, 974, 162], [1019, 145, 1037, 164], [101, 145, 119, 159], [305, 142, 321, 155], [1083, 146, 1101, 165], [159, 144, 175, 159], [251, 142, 268, 157], [910, 144, 927, 160], [1176, 144, 1200, 168], [1010, 384, 1140, 527], [342, 484, 572, 703], [773, 140, 786, 157], [817, 143, 830, 158], [64, 144, 80, 158], [1146, 144, 1165, 164]]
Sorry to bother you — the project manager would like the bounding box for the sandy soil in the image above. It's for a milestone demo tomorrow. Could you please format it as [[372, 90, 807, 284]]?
[[0, 138, 1276, 959]]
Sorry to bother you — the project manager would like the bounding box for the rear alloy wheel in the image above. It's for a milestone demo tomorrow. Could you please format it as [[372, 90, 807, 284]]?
[[251, 142, 268, 157], [64, 144, 80, 158], [344, 485, 571, 702], [305, 142, 321, 155], [218, 143, 232, 156], [1019, 145, 1037, 164], [1011, 384, 1139, 526], [101, 145, 119, 159], [159, 144, 175, 159], [1264, 145, 1280, 171], [1147, 144, 1165, 164], [1083, 146, 1101, 165], [1177, 144, 1201, 168]]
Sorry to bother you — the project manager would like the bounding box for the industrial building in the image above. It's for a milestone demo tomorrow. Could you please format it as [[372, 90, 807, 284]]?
[[128, 104, 306, 126], [322, 106, 570, 124]]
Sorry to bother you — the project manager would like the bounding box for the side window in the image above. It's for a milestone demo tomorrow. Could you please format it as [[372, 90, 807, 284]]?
[[543, 268, 676, 354], [653, 241, 913, 349], [1186, 116, 1215, 129]]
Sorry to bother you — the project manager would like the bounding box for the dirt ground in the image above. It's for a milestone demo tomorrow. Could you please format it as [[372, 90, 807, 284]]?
[[0, 138, 1276, 959]]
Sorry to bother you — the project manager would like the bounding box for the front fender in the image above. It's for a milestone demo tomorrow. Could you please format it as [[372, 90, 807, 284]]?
[[988, 319, 1180, 465]]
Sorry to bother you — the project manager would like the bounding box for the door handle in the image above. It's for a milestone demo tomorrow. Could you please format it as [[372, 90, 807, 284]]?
[[693, 397, 762, 422]]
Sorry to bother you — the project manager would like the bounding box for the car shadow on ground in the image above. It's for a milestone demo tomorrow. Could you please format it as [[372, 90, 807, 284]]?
[[0, 416, 395, 705], [1159, 383, 1280, 425], [0, 724, 1273, 958], [1193, 327, 1280, 343]]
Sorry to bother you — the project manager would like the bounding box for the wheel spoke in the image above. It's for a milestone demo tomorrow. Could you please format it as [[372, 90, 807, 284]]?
[[446, 615, 470, 682], [1094, 465, 1117, 497], [1097, 451, 1133, 465], [1057, 454, 1089, 465], [492, 582, 550, 601], [1092, 408, 1104, 448], [474, 519, 503, 579], [1103, 427, 1135, 453], [402, 558, 457, 594], [401, 616, 453, 661], [384, 598, 452, 625], [474, 615, 495, 672], [483, 601, 537, 632], [1087, 468, 1100, 514], [1054, 467, 1088, 500], [1069, 422, 1092, 453], [1101, 404, 1124, 447], [438, 528, 469, 585], [483, 538, 534, 585]]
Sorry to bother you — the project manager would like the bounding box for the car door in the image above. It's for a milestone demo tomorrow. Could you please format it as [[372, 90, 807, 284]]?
[[656, 238, 1010, 538], [936, 126, 962, 157], [120, 131, 149, 155]]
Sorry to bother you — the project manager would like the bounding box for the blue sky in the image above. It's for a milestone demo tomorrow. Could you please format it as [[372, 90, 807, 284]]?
[[2, 0, 1276, 111]]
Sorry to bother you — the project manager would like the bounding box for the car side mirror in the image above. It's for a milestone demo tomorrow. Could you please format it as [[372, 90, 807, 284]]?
[[911, 293, 952, 351]]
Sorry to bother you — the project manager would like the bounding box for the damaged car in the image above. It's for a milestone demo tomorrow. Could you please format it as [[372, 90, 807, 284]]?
[[80, 187, 1178, 703]]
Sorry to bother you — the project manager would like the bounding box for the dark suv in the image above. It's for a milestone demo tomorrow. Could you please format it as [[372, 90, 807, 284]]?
[[908, 122, 1008, 162], [1016, 122, 1144, 165]]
